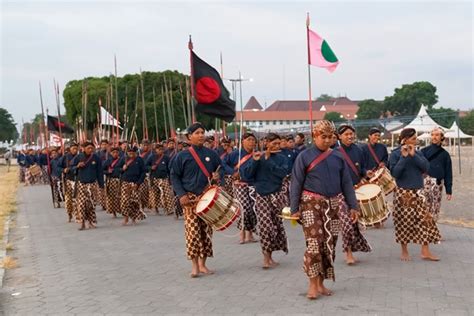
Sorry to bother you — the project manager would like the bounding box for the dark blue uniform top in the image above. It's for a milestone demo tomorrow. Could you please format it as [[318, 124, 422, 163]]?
[[170, 145, 223, 197], [290, 147, 358, 213], [145, 154, 170, 179], [60, 153, 78, 181], [121, 156, 145, 184], [164, 149, 178, 161], [222, 149, 256, 184], [25, 155, 36, 167], [71, 153, 104, 188], [50, 157, 62, 178], [281, 148, 296, 174], [421, 144, 453, 194], [389, 147, 429, 190], [139, 150, 153, 163], [17, 153, 26, 167], [337, 143, 367, 185], [103, 157, 123, 178], [98, 149, 109, 162], [38, 153, 48, 166], [246, 153, 288, 196], [360, 143, 389, 170]]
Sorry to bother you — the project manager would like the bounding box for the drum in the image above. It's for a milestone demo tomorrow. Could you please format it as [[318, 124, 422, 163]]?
[[355, 183, 389, 227], [195, 186, 240, 231], [369, 167, 396, 195], [29, 165, 42, 177]]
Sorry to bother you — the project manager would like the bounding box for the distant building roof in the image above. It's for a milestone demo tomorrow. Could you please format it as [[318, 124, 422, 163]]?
[[243, 96, 263, 111], [265, 97, 358, 111]]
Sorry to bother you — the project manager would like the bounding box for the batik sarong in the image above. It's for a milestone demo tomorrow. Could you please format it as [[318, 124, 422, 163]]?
[[339, 192, 372, 253], [64, 179, 77, 220], [105, 177, 121, 216], [51, 176, 64, 205], [183, 193, 213, 260], [121, 181, 147, 222], [234, 181, 257, 233], [149, 177, 175, 214], [423, 176, 443, 221], [76, 182, 98, 224]]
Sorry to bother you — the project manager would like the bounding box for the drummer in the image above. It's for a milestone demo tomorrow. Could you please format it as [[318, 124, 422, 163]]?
[[290, 120, 359, 299], [336, 124, 372, 264], [170, 122, 223, 278], [360, 127, 388, 171]]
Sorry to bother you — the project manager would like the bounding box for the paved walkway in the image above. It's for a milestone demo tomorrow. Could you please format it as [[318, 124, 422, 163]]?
[[1, 185, 473, 315]]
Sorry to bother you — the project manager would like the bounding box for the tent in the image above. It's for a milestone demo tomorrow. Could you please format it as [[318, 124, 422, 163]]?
[[391, 104, 446, 135], [444, 121, 472, 139]]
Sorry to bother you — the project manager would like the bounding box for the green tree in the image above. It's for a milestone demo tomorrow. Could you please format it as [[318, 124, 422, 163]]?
[[460, 110, 474, 135], [427, 107, 457, 128], [316, 94, 334, 102], [0, 108, 18, 142], [324, 111, 345, 123], [63, 70, 219, 142], [356, 99, 385, 120], [384, 81, 438, 116]]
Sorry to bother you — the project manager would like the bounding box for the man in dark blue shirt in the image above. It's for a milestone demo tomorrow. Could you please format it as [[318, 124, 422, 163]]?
[[121, 146, 147, 225], [146, 144, 174, 215], [103, 147, 123, 218], [138, 140, 152, 211], [421, 128, 453, 221], [61, 143, 79, 222], [336, 124, 372, 264], [70, 142, 103, 230], [290, 120, 361, 300], [360, 127, 389, 171], [49, 148, 64, 208], [170, 122, 222, 278]]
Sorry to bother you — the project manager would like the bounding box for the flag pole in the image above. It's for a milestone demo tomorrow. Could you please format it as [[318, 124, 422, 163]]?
[[306, 12, 314, 132], [161, 85, 169, 140], [188, 35, 196, 123], [114, 54, 120, 146]]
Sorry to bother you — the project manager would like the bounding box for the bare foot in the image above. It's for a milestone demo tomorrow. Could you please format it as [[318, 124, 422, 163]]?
[[400, 252, 411, 261], [421, 253, 440, 261], [199, 266, 214, 275], [78, 226, 86, 231], [307, 283, 319, 300], [318, 285, 333, 296], [346, 257, 356, 265]]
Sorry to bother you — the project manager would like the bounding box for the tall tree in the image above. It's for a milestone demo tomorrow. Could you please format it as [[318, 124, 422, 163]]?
[[384, 81, 438, 116], [0, 108, 18, 142], [323, 111, 345, 123], [460, 110, 474, 135], [356, 99, 385, 120]]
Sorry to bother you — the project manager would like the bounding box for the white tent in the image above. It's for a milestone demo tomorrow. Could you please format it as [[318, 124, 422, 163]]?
[[391, 104, 446, 134], [444, 121, 472, 138]]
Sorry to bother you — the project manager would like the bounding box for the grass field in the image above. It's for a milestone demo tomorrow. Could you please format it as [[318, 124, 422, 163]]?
[[0, 165, 18, 243]]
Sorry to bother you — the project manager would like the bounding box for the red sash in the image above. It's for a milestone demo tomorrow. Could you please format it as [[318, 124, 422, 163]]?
[[338, 146, 360, 177], [306, 149, 333, 173], [140, 151, 149, 159], [108, 158, 120, 173], [220, 152, 227, 160], [125, 157, 137, 168], [81, 154, 95, 167], [367, 143, 381, 165], [188, 147, 211, 178], [235, 153, 253, 170], [151, 155, 164, 171]]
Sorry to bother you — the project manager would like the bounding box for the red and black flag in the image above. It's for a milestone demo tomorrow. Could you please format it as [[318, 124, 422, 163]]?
[[191, 51, 236, 123], [47, 115, 74, 134]]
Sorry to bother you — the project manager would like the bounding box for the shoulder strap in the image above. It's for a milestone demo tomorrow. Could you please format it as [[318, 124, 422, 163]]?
[[188, 147, 211, 178], [306, 149, 332, 173], [235, 153, 253, 170], [367, 144, 381, 165], [338, 146, 360, 177]]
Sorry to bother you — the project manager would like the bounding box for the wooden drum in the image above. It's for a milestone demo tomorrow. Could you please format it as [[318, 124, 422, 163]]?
[[195, 186, 240, 231], [355, 183, 390, 227]]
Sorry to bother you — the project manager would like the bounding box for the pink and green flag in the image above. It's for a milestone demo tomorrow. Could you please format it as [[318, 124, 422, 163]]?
[[307, 28, 339, 73]]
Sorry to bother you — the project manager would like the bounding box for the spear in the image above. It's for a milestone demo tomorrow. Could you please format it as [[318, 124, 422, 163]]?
[[54, 80, 64, 155], [84, 80, 88, 141], [161, 85, 169, 140], [179, 81, 188, 127], [185, 77, 192, 126], [164, 76, 175, 138], [140, 69, 148, 140], [114, 55, 120, 145], [168, 77, 177, 137], [129, 85, 139, 143], [122, 84, 128, 140], [152, 86, 159, 143]]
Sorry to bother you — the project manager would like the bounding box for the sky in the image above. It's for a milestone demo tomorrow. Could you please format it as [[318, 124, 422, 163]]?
[[1, 0, 473, 129]]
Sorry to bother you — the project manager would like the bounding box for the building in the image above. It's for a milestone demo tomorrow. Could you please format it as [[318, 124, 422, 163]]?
[[235, 96, 359, 132]]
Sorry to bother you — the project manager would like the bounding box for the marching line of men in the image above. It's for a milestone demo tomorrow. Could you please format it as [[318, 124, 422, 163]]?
[[18, 121, 453, 300]]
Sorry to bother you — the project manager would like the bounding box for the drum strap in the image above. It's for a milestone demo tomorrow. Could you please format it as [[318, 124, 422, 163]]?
[[367, 144, 381, 165], [338, 146, 360, 178], [306, 149, 333, 173], [188, 147, 211, 178]]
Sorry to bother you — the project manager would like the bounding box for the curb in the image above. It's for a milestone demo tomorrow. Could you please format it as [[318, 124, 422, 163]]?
[[0, 215, 12, 288]]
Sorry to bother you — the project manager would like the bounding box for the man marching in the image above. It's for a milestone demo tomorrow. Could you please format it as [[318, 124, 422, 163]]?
[[290, 120, 360, 299], [336, 124, 372, 264], [61, 143, 79, 222], [421, 127, 453, 221], [170, 122, 222, 278], [103, 147, 123, 218], [49, 148, 64, 208], [146, 144, 174, 215], [121, 146, 147, 225], [138, 140, 152, 211], [70, 142, 104, 231]]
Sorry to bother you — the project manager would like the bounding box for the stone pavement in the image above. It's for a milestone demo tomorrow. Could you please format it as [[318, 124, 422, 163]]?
[[0, 185, 473, 316]]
